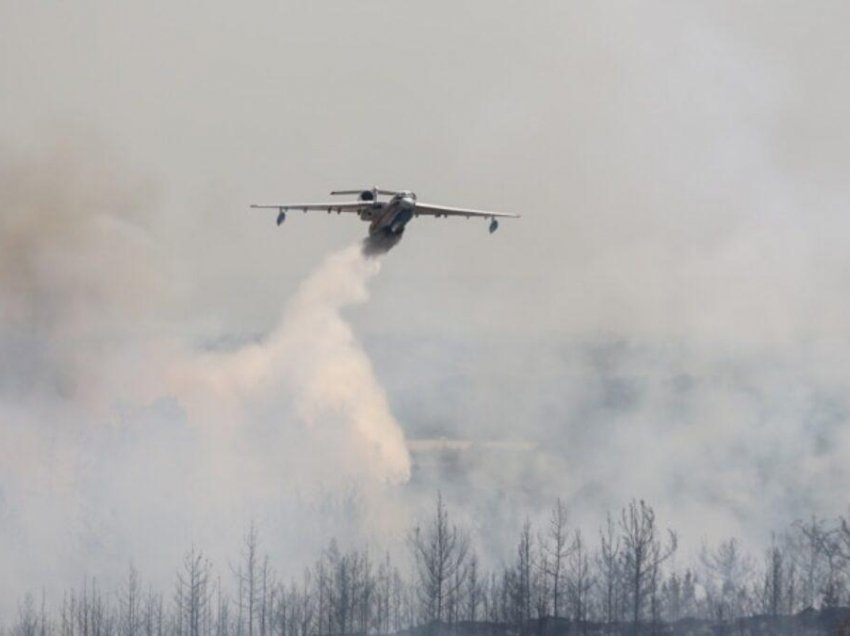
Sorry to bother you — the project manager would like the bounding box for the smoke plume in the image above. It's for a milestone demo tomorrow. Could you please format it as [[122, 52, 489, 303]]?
[[172, 243, 411, 488], [0, 142, 410, 612]]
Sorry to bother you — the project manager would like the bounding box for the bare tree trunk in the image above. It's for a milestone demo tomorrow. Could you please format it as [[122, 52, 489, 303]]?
[[409, 492, 469, 623], [597, 512, 621, 630], [619, 501, 676, 636], [544, 499, 570, 618]]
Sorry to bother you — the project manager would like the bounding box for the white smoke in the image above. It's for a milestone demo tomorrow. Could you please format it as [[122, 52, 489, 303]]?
[[0, 142, 410, 612], [172, 244, 411, 488]]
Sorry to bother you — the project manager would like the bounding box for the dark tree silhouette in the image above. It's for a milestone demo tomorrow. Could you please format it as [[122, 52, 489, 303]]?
[[409, 493, 469, 623]]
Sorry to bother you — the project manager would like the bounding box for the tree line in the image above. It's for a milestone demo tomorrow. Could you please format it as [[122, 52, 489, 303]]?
[[5, 496, 850, 636]]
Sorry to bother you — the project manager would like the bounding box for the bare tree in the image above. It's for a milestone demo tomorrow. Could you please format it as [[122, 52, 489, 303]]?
[[512, 520, 534, 623], [119, 564, 143, 636], [841, 513, 850, 564], [699, 538, 752, 621], [213, 578, 229, 636], [619, 500, 677, 635], [175, 546, 212, 636], [60, 591, 74, 636], [353, 549, 373, 633], [12, 593, 39, 636], [448, 551, 465, 624], [393, 569, 415, 631], [409, 492, 470, 623], [259, 557, 273, 636], [660, 571, 682, 622], [142, 587, 164, 636], [314, 555, 327, 636], [803, 515, 848, 607], [39, 590, 48, 636], [596, 512, 622, 626], [235, 525, 261, 636], [313, 540, 376, 635], [325, 540, 352, 634], [289, 569, 315, 636], [374, 554, 392, 633], [533, 540, 551, 619], [71, 578, 108, 636], [566, 529, 593, 630], [19, 500, 850, 636], [542, 499, 571, 618], [464, 553, 482, 622], [481, 572, 500, 623], [760, 536, 785, 618]]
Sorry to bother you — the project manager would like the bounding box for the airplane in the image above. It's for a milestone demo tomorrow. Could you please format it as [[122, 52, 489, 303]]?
[[250, 187, 519, 252]]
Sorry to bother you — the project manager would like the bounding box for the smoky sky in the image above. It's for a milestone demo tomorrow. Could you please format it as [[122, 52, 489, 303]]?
[[2, 0, 850, 615]]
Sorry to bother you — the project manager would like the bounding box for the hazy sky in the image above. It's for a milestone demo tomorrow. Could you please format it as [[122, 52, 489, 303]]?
[[2, 0, 850, 609]]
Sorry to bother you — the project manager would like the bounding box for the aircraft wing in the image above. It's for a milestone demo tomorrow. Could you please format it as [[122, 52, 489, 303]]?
[[250, 201, 373, 213], [414, 203, 520, 219]]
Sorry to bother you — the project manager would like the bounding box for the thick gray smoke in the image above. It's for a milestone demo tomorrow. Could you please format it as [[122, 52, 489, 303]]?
[[4, 0, 850, 616], [0, 143, 410, 612]]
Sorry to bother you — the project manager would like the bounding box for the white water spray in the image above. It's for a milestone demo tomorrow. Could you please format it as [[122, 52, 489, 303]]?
[[174, 244, 411, 487]]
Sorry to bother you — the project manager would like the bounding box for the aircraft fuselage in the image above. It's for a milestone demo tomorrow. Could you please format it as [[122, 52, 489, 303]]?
[[366, 193, 417, 237]]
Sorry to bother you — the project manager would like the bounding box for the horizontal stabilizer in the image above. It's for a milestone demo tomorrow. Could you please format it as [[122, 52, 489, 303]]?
[[330, 187, 399, 196]]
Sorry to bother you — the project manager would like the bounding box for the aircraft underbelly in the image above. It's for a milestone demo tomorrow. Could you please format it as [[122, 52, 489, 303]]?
[[389, 208, 413, 232], [370, 205, 413, 236]]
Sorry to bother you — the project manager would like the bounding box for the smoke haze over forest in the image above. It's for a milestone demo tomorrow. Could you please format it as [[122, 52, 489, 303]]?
[[2, 0, 850, 623]]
